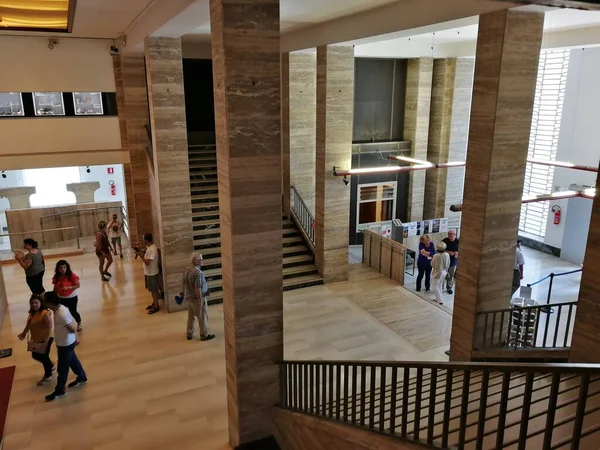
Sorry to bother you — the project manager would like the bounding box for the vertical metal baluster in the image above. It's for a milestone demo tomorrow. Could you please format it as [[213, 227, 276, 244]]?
[[316, 364, 321, 415], [571, 374, 590, 450], [352, 365, 358, 423], [458, 371, 471, 449], [402, 367, 409, 438], [344, 365, 350, 422], [360, 365, 367, 426], [336, 364, 341, 420], [293, 363, 298, 409], [321, 364, 327, 416], [427, 368, 438, 445], [517, 372, 534, 450], [533, 307, 541, 348], [525, 309, 532, 347], [516, 308, 523, 349], [379, 366, 386, 431], [563, 304, 574, 347], [483, 313, 489, 348], [543, 308, 551, 347], [390, 367, 398, 435], [287, 364, 292, 408], [279, 364, 286, 407], [309, 363, 314, 413], [304, 363, 309, 412], [499, 311, 506, 346], [475, 370, 490, 450], [490, 312, 497, 347], [328, 364, 334, 417], [495, 372, 511, 450], [506, 309, 513, 347], [542, 373, 561, 450], [414, 367, 423, 441], [369, 366, 376, 429], [442, 369, 453, 449], [553, 305, 562, 348]]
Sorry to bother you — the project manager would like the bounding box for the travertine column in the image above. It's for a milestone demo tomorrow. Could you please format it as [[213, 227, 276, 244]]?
[[450, 10, 544, 361], [570, 164, 600, 362], [145, 37, 194, 312], [0, 187, 35, 209], [282, 53, 291, 217], [404, 57, 433, 222], [424, 59, 456, 220], [210, 0, 283, 446], [315, 45, 354, 283], [445, 58, 475, 228], [290, 52, 317, 215], [66, 182, 100, 204], [113, 55, 153, 243]]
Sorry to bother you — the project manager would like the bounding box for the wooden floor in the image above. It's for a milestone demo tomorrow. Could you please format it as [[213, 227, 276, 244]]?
[[0, 252, 450, 450]]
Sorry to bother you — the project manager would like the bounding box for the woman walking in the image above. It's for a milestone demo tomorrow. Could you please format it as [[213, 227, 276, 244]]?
[[431, 241, 451, 305], [16, 238, 45, 294], [52, 260, 82, 331], [95, 221, 113, 282], [416, 234, 435, 292], [17, 294, 55, 385]]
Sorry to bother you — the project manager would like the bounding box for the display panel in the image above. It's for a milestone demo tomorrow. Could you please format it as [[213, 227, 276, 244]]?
[[73, 92, 103, 115], [33, 92, 65, 116], [0, 92, 24, 117]]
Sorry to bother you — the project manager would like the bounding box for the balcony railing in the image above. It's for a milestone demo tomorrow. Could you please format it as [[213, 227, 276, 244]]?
[[290, 186, 315, 252]]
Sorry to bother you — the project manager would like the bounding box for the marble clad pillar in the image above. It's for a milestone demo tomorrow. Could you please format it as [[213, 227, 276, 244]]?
[[450, 10, 544, 361], [424, 59, 456, 220], [290, 52, 317, 216], [444, 58, 475, 228], [0, 187, 36, 209], [66, 182, 100, 204], [113, 55, 153, 243], [145, 37, 194, 313], [404, 57, 433, 222], [315, 45, 354, 283], [210, 0, 283, 446], [570, 161, 600, 362], [282, 53, 291, 217]]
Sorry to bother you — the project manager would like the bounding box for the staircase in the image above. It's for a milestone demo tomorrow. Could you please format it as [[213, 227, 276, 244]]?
[[188, 144, 323, 305], [279, 360, 600, 449]]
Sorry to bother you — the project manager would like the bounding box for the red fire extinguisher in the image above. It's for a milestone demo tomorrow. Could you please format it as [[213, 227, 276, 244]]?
[[109, 180, 116, 196], [552, 205, 561, 225]]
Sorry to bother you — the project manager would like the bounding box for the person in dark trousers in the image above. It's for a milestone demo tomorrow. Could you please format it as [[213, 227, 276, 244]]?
[[52, 260, 83, 331], [17, 294, 55, 385], [43, 291, 88, 402], [416, 234, 435, 292], [512, 239, 525, 296], [442, 230, 459, 294], [16, 238, 45, 294], [95, 221, 113, 281]]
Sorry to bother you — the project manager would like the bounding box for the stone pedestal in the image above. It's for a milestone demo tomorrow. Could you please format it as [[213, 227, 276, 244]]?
[[145, 37, 194, 313], [66, 182, 100, 204], [315, 45, 354, 283], [0, 187, 36, 209], [450, 10, 544, 361], [210, 0, 283, 446]]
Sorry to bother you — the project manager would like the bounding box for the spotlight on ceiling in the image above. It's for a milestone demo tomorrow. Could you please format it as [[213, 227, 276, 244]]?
[[343, 176, 350, 186], [86, 166, 91, 173], [1, 171, 6, 179]]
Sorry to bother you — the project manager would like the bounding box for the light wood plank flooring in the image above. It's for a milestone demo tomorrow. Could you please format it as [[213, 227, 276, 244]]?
[[0, 253, 450, 450]]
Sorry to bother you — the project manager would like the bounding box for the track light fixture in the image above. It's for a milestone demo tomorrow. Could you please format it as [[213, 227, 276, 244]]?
[[1, 171, 5, 179], [86, 166, 91, 174]]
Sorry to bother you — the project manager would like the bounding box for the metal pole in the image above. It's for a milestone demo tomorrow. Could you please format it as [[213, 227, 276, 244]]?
[[541, 273, 555, 314]]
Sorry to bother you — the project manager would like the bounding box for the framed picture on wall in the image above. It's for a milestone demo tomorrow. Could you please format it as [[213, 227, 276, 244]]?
[[356, 182, 397, 232], [33, 92, 65, 116], [0, 92, 24, 117], [73, 92, 103, 115]]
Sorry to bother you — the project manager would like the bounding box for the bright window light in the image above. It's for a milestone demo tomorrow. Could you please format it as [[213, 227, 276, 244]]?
[[24, 167, 80, 207]]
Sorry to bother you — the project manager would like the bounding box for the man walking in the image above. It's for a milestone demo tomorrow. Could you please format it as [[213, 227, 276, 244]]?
[[135, 233, 161, 315], [181, 253, 215, 342], [512, 239, 525, 296], [442, 229, 459, 294], [107, 213, 123, 259], [43, 291, 87, 402]]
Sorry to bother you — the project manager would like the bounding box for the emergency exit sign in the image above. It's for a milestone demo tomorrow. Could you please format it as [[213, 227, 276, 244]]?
[[107, 167, 114, 174]]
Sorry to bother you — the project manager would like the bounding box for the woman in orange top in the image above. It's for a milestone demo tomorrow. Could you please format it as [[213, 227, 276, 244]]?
[[52, 260, 82, 331], [17, 294, 54, 385]]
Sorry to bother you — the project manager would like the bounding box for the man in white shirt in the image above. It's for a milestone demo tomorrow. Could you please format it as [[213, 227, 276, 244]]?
[[107, 213, 123, 259], [43, 291, 88, 402], [135, 233, 162, 315], [512, 239, 525, 296]]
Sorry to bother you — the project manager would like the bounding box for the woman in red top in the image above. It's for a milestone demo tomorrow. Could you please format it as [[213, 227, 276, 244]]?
[[95, 221, 113, 282], [52, 260, 82, 331]]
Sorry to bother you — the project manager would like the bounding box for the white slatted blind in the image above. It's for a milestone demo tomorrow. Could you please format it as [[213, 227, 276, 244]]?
[[519, 49, 570, 239]]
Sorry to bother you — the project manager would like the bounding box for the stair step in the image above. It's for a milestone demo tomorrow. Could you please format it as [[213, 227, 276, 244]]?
[[193, 219, 220, 228], [190, 170, 217, 176], [193, 226, 298, 236], [201, 253, 313, 269], [191, 186, 219, 194], [203, 263, 317, 280], [195, 244, 311, 258], [195, 235, 302, 247], [195, 227, 220, 236], [190, 178, 218, 185], [192, 202, 219, 210], [192, 210, 220, 220], [188, 145, 216, 151], [191, 193, 219, 202], [188, 154, 217, 161], [207, 272, 322, 295]]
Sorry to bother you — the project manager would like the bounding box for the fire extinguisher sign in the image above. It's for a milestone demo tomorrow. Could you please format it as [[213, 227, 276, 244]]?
[[107, 167, 114, 174], [109, 180, 116, 196]]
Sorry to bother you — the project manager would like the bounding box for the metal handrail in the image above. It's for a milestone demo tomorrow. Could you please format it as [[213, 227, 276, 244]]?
[[290, 186, 315, 251], [39, 205, 129, 240], [279, 359, 600, 449], [476, 300, 577, 351], [1, 226, 80, 249]]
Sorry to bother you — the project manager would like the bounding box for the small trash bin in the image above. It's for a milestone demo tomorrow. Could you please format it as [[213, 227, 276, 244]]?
[[508, 297, 539, 348]]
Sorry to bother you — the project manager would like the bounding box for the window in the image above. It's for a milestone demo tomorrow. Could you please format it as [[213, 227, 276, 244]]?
[[519, 49, 570, 239], [73, 92, 103, 115], [24, 167, 80, 207], [356, 182, 396, 232], [33, 92, 65, 116], [0, 92, 24, 116]]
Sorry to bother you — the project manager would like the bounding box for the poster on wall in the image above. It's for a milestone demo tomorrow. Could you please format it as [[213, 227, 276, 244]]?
[[381, 223, 392, 238], [407, 222, 418, 237], [439, 218, 449, 233], [73, 92, 104, 115], [33, 92, 65, 116], [401, 218, 450, 238]]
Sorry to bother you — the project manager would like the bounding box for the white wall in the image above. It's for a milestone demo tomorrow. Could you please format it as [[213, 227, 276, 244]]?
[[79, 164, 127, 208], [544, 47, 600, 251]]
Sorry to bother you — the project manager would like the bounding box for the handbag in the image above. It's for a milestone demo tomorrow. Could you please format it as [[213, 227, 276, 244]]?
[[27, 339, 48, 354]]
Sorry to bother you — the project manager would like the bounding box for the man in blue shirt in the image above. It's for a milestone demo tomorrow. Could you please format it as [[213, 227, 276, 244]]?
[[181, 253, 215, 341]]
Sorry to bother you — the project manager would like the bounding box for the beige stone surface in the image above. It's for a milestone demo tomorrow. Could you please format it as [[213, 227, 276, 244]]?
[[66, 182, 100, 204], [282, 53, 291, 216], [315, 45, 354, 283], [404, 58, 433, 222], [145, 37, 194, 313], [0, 187, 36, 209], [210, 0, 283, 446], [450, 10, 544, 361]]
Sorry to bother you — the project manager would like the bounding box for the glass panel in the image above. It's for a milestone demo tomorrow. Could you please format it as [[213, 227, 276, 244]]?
[[0, 92, 24, 117], [73, 92, 103, 115], [359, 183, 394, 201], [358, 199, 393, 225], [33, 92, 65, 116]]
